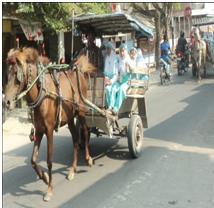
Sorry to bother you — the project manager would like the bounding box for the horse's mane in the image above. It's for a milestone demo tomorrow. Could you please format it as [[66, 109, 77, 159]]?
[[7, 47, 50, 66], [75, 55, 96, 73], [7, 48, 21, 65], [38, 55, 50, 66]]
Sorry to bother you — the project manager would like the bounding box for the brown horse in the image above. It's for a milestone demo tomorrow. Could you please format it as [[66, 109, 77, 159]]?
[[4, 47, 95, 201]]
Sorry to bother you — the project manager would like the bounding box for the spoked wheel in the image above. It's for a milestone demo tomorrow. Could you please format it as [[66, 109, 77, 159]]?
[[127, 115, 144, 158]]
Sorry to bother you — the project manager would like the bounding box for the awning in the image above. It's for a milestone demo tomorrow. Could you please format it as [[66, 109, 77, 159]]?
[[192, 16, 214, 26], [71, 12, 154, 38]]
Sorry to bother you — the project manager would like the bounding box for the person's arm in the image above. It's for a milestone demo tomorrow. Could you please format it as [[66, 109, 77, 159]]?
[[110, 73, 118, 84], [110, 57, 119, 83]]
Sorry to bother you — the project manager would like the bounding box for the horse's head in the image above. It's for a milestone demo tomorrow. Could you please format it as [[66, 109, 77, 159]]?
[[192, 27, 201, 41], [5, 48, 39, 110], [4, 48, 36, 110]]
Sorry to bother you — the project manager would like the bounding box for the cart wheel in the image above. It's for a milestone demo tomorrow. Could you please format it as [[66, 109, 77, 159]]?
[[127, 115, 144, 158], [76, 119, 90, 150]]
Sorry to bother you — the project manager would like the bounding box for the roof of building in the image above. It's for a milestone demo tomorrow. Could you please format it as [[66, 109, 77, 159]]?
[[192, 16, 214, 26], [71, 12, 154, 38]]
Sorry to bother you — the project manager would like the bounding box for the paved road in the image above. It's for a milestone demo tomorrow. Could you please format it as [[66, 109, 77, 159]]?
[[3, 68, 214, 208]]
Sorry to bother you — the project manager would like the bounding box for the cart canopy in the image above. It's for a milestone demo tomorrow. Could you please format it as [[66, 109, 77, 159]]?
[[71, 12, 154, 38]]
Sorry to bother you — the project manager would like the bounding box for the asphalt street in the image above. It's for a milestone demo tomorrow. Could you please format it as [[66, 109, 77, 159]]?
[[3, 65, 214, 208]]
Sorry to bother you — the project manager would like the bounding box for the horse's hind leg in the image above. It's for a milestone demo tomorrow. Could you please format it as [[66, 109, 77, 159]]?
[[79, 115, 93, 167], [204, 65, 206, 78], [67, 119, 79, 181]]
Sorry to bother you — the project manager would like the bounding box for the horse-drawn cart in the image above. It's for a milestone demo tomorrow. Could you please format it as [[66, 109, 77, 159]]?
[[75, 71, 148, 158], [73, 13, 153, 158], [3, 12, 153, 201]]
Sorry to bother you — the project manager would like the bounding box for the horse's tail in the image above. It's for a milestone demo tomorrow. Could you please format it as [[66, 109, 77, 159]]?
[[74, 55, 97, 73]]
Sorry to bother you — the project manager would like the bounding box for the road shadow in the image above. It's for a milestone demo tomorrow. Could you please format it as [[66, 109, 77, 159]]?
[[145, 82, 214, 149], [3, 131, 132, 199]]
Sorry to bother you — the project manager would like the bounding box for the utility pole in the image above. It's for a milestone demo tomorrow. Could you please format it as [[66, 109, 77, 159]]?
[[71, 9, 75, 61]]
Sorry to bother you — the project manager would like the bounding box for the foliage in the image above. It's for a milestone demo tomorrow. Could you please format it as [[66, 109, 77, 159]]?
[[3, 3, 110, 32]]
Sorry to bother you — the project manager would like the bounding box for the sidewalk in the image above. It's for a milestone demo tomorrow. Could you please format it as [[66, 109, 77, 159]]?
[[3, 108, 32, 153]]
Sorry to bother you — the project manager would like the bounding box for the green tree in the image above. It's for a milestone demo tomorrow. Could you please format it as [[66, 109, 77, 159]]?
[[3, 3, 110, 32]]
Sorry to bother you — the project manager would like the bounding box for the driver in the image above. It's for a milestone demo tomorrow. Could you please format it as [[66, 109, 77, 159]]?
[[80, 31, 103, 74], [176, 31, 187, 55]]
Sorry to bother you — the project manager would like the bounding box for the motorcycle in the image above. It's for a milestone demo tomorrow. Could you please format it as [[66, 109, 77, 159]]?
[[176, 51, 186, 75], [176, 45, 190, 76]]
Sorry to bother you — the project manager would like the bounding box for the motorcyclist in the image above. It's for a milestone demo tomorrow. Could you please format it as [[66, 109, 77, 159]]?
[[176, 31, 189, 68], [160, 34, 172, 77], [176, 31, 187, 54]]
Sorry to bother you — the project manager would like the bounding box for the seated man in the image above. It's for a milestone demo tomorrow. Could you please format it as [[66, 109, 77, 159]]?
[[80, 31, 103, 74]]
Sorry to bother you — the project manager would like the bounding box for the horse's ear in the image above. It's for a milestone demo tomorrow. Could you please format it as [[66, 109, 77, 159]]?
[[15, 57, 23, 82], [15, 57, 22, 67]]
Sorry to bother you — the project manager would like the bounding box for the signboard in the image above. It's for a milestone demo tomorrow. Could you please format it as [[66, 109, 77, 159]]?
[[3, 20, 12, 33], [19, 20, 44, 41]]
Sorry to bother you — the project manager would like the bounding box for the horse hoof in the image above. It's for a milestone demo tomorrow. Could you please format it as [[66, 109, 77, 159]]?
[[43, 192, 52, 202], [87, 157, 93, 167], [67, 171, 75, 181]]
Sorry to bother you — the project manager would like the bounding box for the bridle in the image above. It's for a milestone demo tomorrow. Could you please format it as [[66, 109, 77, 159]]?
[[7, 62, 27, 103], [12, 60, 46, 108]]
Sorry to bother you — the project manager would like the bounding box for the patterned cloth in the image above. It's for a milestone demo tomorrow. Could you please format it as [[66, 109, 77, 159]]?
[[109, 54, 133, 112], [104, 51, 118, 108]]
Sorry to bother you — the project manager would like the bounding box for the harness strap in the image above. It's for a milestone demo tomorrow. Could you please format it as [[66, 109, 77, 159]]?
[[54, 72, 62, 132], [28, 65, 46, 109]]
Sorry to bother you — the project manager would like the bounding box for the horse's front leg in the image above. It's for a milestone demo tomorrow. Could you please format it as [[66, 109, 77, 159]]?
[[198, 66, 201, 82], [203, 64, 206, 78], [79, 115, 93, 167], [67, 120, 78, 181], [31, 131, 49, 183], [43, 130, 54, 202], [197, 57, 202, 82]]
